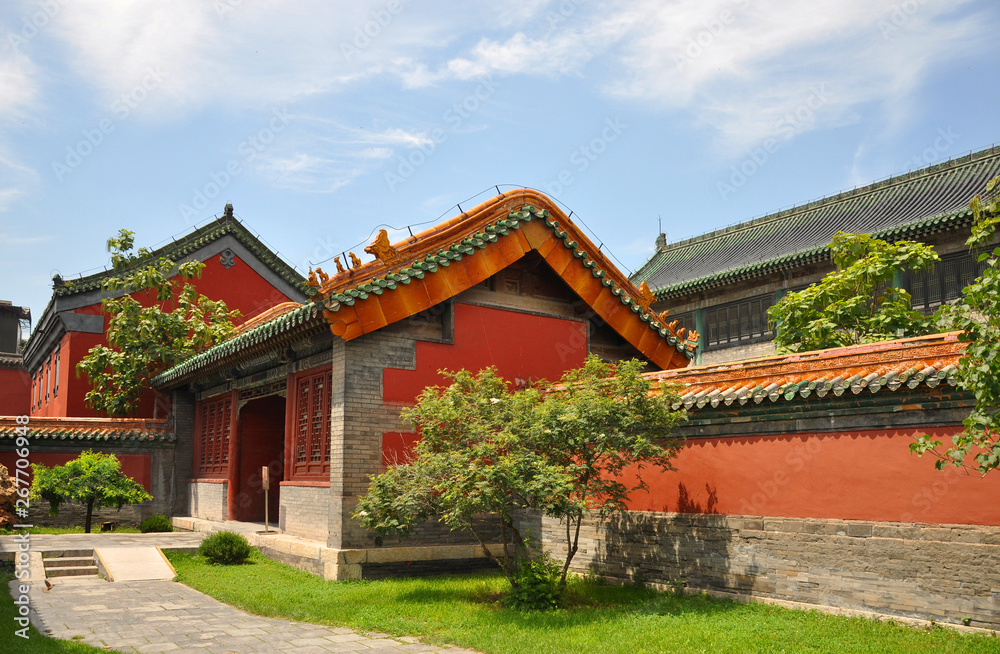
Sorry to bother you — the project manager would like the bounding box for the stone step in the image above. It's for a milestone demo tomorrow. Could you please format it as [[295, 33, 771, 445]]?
[[44, 557, 95, 569], [45, 566, 99, 578], [42, 549, 93, 559]]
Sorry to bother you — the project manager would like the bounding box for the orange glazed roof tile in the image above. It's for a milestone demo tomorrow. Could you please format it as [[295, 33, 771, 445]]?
[[155, 190, 700, 387], [308, 189, 696, 370], [0, 417, 174, 443], [646, 331, 964, 410]]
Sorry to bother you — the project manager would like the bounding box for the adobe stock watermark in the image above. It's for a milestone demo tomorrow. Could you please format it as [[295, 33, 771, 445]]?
[[51, 67, 167, 182], [877, 0, 928, 40], [298, 233, 343, 277], [7, 0, 66, 54], [340, 0, 411, 62], [538, 0, 580, 39], [717, 84, 832, 201], [12, 414, 32, 640], [543, 117, 628, 198], [904, 127, 959, 170], [674, 0, 751, 71], [384, 76, 501, 191], [180, 107, 291, 223], [213, 0, 243, 17], [739, 437, 822, 515]]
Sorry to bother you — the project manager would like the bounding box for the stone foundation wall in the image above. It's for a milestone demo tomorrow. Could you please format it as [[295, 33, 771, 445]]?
[[188, 481, 227, 521], [521, 511, 1000, 630], [279, 484, 329, 541]]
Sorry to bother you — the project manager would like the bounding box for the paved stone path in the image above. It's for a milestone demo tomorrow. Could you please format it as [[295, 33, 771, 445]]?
[[0, 531, 206, 554], [16, 576, 477, 654]]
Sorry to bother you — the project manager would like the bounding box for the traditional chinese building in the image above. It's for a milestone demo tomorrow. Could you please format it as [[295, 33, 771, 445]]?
[[150, 190, 695, 559], [1, 171, 997, 629], [0, 301, 31, 416], [0, 205, 307, 527], [22, 204, 306, 419], [633, 146, 1000, 364]]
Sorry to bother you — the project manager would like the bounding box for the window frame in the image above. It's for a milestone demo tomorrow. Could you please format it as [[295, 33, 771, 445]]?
[[195, 396, 233, 478], [290, 367, 333, 480], [703, 294, 775, 351]]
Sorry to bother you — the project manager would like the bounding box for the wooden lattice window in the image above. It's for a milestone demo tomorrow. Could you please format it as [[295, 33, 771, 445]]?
[[905, 251, 988, 312], [705, 294, 774, 349], [197, 396, 232, 477], [292, 368, 332, 479]]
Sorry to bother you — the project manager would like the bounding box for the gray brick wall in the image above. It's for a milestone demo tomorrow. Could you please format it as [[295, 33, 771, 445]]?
[[521, 510, 1000, 630], [327, 330, 498, 550], [188, 481, 227, 521], [700, 341, 777, 365], [280, 484, 329, 541], [172, 390, 195, 515]]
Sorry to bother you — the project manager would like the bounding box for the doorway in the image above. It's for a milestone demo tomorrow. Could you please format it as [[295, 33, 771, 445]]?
[[235, 394, 285, 523]]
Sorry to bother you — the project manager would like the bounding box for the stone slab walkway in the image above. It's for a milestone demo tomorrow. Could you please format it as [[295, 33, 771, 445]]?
[[0, 531, 206, 555], [15, 576, 478, 654]]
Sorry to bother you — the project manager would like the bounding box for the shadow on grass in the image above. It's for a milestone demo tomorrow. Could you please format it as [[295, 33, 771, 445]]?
[[395, 570, 746, 630]]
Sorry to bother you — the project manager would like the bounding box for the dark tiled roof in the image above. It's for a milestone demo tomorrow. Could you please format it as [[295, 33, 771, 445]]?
[[0, 353, 25, 370], [646, 331, 963, 411], [0, 417, 174, 443], [153, 303, 323, 386], [54, 212, 305, 298], [633, 147, 1000, 297]]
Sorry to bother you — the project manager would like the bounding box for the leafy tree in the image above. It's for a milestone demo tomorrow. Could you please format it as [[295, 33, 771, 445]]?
[[354, 356, 685, 607], [30, 451, 153, 533], [76, 229, 239, 416], [912, 176, 1000, 474], [768, 231, 941, 353], [0, 464, 17, 529]]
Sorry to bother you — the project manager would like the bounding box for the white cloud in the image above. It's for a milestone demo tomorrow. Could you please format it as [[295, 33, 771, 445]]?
[[607, 0, 989, 150], [249, 120, 434, 193], [8, 0, 991, 170], [420, 0, 990, 152]]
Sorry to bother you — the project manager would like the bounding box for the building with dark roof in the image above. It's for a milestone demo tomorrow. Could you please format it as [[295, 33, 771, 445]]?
[[150, 190, 693, 563], [22, 204, 307, 419], [633, 146, 1000, 364], [0, 301, 31, 415]]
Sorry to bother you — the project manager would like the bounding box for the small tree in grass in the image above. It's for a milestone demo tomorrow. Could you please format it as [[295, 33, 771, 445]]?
[[354, 356, 685, 608], [30, 451, 152, 533]]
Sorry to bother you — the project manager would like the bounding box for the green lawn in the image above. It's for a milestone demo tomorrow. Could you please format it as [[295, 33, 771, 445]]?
[[166, 550, 1000, 654], [0, 568, 106, 654], [0, 526, 142, 536]]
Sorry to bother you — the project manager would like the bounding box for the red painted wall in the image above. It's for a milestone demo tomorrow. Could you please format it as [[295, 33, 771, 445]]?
[[622, 426, 1000, 526], [381, 301, 589, 466], [0, 451, 151, 491], [383, 301, 589, 403], [0, 368, 30, 416], [29, 253, 296, 419]]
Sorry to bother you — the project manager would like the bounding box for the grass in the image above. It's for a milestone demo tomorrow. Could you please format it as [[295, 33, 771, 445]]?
[[0, 525, 141, 536], [0, 567, 106, 653], [167, 550, 1000, 654]]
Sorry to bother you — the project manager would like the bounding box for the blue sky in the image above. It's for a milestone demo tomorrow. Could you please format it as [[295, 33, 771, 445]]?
[[1, 0, 998, 325]]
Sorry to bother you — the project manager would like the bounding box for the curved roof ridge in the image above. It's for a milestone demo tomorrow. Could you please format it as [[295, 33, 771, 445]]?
[[53, 209, 306, 298]]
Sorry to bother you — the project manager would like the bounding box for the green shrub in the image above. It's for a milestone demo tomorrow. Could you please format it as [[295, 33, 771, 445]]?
[[139, 514, 173, 533], [503, 553, 563, 611], [198, 531, 253, 565]]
